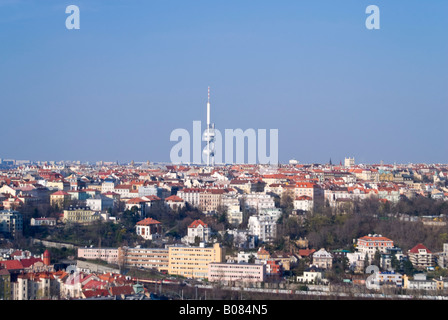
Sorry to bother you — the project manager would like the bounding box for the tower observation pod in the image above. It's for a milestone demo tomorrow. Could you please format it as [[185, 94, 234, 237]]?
[[203, 86, 215, 166]]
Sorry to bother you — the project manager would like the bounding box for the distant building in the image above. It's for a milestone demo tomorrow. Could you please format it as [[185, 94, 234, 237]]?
[[208, 262, 266, 283], [118, 247, 169, 272], [135, 218, 162, 241], [408, 243, 435, 270], [50, 190, 71, 207], [247, 208, 282, 243], [199, 189, 226, 214], [177, 188, 201, 207], [165, 195, 185, 210], [183, 219, 210, 244], [243, 193, 276, 214], [0, 268, 11, 300], [86, 195, 114, 212], [293, 195, 313, 212], [312, 248, 333, 269], [30, 217, 57, 227], [0, 210, 23, 237], [77, 247, 119, 264], [344, 157, 355, 167], [356, 234, 394, 261], [296, 265, 326, 284], [168, 243, 224, 279], [403, 273, 437, 290], [63, 206, 100, 224]]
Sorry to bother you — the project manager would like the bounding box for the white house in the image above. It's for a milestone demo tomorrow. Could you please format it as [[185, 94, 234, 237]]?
[[183, 219, 210, 244]]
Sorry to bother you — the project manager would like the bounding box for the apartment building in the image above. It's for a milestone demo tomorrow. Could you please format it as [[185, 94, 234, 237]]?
[[247, 208, 282, 243], [293, 195, 314, 212], [177, 188, 202, 207], [199, 189, 226, 214], [77, 247, 119, 264], [408, 243, 436, 270], [12, 273, 55, 300], [63, 206, 100, 224], [168, 243, 224, 279], [356, 234, 394, 261], [208, 262, 266, 283], [243, 193, 275, 214], [0, 209, 23, 237], [118, 247, 169, 272], [50, 190, 71, 207]]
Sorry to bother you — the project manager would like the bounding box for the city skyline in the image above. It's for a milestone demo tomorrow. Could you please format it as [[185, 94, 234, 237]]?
[[0, 0, 447, 164]]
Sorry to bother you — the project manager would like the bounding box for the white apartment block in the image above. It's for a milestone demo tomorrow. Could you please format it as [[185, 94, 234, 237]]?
[[293, 196, 314, 212], [243, 193, 275, 214], [118, 247, 169, 272], [0, 210, 23, 237], [177, 188, 202, 207], [248, 208, 282, 243], [101, 181, 116, 193], [356, 234, 394, 261], [208, 262, 266, 283], [77, 247, 119, 264], [30, 217, 57, 227], [86, 196, 114, 212]]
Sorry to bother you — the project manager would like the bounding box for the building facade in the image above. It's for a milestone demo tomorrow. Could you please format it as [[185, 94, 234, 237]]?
[[118, 247, 169, 272], [208, 262, 266, 283], [63, 207, 100, 224], [77, 247, 119, 264], [0, 210, 23, 237], [168, 243, 224, 279], [135, 218, 162, 241], [356, 234, 394, 261]]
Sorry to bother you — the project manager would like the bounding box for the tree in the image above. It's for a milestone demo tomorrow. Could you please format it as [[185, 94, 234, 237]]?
[[403, 259, 415, 276], [372, 249, 381, 269], [390, 254, 400, 272], [280, 191, 294, 215]]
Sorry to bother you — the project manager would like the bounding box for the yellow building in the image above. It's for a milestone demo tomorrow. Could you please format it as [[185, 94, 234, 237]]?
[[168, 243, 224, 279], [63, 206, 100, 224], [50, 190, 71, 208]]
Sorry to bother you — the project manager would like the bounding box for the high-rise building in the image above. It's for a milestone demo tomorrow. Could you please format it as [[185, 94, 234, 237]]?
[[344, 157, 355, 167], [0, 210, 23, 237]]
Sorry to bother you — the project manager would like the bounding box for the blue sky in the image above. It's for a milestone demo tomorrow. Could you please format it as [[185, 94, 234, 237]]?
[[0, 0, 447, 164]]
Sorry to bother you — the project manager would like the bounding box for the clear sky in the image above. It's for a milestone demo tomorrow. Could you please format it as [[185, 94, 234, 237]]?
[[0, 0, 447, 164]]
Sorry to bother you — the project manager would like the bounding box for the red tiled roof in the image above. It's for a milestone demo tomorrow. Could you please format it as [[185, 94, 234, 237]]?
[[298, 249, 316, 257], [296, 196, 312, 200], [142, 195, 161, 201], [83, 279, 106, 290], [136, 217, 161, 226], [188, 219, 207, 228], [358, 236, 393, 242], [83, 289, 111, 298], [20, 257, 43, 268], [126, 197, 145, 204], [110, 285, 134, 296], [51, 190, 69, 196], [409, 243, 432, 254], [0, 260, 24, 270], [165, 195, 184, 202]]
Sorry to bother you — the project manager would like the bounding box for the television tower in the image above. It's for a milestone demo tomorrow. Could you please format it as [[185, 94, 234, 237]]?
[[203, 86, 215, 166]]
